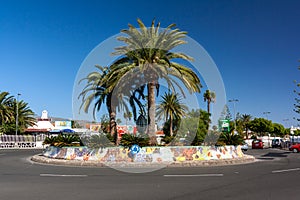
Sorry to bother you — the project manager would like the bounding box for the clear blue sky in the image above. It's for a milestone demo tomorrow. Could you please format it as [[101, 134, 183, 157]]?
[[1, 0, 299, 127]]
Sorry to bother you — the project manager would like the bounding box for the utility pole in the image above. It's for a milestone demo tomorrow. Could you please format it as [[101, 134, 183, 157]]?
[[229, 99, 239, 134], [15, 93, 21, 147]]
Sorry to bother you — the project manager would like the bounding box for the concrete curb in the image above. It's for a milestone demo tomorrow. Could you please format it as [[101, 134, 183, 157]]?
[[31, 154, 255, 168]]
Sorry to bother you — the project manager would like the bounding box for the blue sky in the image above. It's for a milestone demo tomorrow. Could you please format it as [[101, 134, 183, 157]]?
[[1, 0, 299, 127]]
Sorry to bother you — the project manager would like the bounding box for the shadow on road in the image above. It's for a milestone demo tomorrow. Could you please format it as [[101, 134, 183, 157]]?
[[261, 150, 291, 158]]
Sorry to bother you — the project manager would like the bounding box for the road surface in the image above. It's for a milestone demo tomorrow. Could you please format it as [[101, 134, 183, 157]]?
[[0, 148, 299, 200]]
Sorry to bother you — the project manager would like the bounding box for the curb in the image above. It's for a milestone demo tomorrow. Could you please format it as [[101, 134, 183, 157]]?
[[31, 154, 255, 168]]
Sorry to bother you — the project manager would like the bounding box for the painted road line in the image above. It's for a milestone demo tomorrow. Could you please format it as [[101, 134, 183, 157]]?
[[272, 168, 300, 174], [40, 174, 88, 177], [164, 174, 224, 177]]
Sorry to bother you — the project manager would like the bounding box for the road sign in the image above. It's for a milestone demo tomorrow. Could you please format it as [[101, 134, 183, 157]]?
[[219, 119, 230, 133]]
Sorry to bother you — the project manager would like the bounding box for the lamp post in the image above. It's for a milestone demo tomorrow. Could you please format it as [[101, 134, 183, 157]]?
[[228, 99, 239, 133], [263, 111, 271, 120], [15, 93, 21, 146], [262, 111, 271, 145]]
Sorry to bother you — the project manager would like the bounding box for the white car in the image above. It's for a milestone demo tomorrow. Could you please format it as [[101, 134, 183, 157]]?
[[241, 142, 248, 151]]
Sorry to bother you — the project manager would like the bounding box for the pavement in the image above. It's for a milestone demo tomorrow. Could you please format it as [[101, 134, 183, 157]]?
[[31, 153, 255, 168], [2, 148, 299, 200]]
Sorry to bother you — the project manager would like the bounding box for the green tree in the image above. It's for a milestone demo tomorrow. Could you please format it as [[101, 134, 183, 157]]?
[[294, 129, 300, 136], [102, 19, 201, 145], [203, 90, 216, 115], [294, 62, 300, 123], [237, 114, 252, 139], [249, 118, 273, 136], [157, 92, 187, 136], [271, 123, 285, 137], [220, 104, 232, 120], [179, 109, 210, 145]]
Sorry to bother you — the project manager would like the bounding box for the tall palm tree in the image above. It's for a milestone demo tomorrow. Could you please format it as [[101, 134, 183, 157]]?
[[79, 65, 117, 139], [79, 65, 145, 142], [157, 92, 187, 136], [102, 19, 201, 145], [240, 114, 252, 139], [203, 90, 216, 115], [15, 100, 36, 132]]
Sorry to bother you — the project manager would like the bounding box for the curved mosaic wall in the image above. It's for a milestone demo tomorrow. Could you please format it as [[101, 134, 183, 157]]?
[[43, 145, 245, 163]]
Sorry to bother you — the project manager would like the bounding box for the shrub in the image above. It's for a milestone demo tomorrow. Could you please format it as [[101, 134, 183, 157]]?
[[43, 134, 83, 147], [162, 136, 175, 144], [80, 133, 114, 149], [217, 132, 243, 146], [119, 133, 149, 149]]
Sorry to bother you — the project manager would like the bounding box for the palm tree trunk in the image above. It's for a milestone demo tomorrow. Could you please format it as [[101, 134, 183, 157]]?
[[148, 81, 157, 145], [169, 116, 173, 137], [107, 94, 118, 144], [207, 100, 210, 114]]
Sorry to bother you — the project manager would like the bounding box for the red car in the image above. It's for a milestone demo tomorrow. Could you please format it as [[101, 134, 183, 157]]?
[[252, 139, 264, 149], [289, 143, 300, 153]]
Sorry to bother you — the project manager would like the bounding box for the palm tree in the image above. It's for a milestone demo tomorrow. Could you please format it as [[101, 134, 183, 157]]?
[[102, 19, 201, 145], [240, 114, 252, 139], [15, 100, 36, 132], [203, 90, 216, 115], [79, 65, 145, 142], [0, 92, 14, 126], [79, 65, 118, 140], [157, 92, 187, 136], [0, 92, 35, 134], [123, 112, 132, 126]]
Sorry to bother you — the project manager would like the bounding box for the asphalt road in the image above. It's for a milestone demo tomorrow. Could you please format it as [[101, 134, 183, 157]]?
[[0, 148, 300, 200]]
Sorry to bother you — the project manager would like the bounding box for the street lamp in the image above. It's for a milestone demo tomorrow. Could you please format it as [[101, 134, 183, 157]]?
[[228, 99, 239, 133], [263, 111, 271, 120], [15, 93, 21, 146]]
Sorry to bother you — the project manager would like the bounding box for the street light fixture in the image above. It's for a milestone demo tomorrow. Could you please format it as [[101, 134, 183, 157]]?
[[15, 93, 21, 146], [228, 99, 239, 133], [263, 111, 271, 120]]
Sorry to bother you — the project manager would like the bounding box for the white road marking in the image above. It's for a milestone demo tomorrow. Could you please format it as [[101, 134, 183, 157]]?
[[40, 174, 88, 177], [0, 153, 6, 156], [164, 174, 223, 177], [272, 168, 300, 174]]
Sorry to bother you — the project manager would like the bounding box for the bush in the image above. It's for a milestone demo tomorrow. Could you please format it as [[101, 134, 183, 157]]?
[[217, 132, 243, 146], [119, 133, 149, 149], [80, 133, 114, 149], [162, 136, 175, 144], [43, 134, 83, 147]]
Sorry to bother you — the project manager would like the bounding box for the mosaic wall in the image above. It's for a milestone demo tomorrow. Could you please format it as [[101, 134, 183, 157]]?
[[43, 145, 244, 163]]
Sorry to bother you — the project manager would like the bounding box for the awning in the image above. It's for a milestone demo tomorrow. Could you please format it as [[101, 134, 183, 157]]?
[[25, 128, 50, 133]]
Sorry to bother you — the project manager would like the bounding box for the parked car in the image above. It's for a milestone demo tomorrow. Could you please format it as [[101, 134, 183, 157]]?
[[241, 141, 248, 151], [289, 143, 300, 153], [252, 139, 263, 149], [271, 139, 283, 148]]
